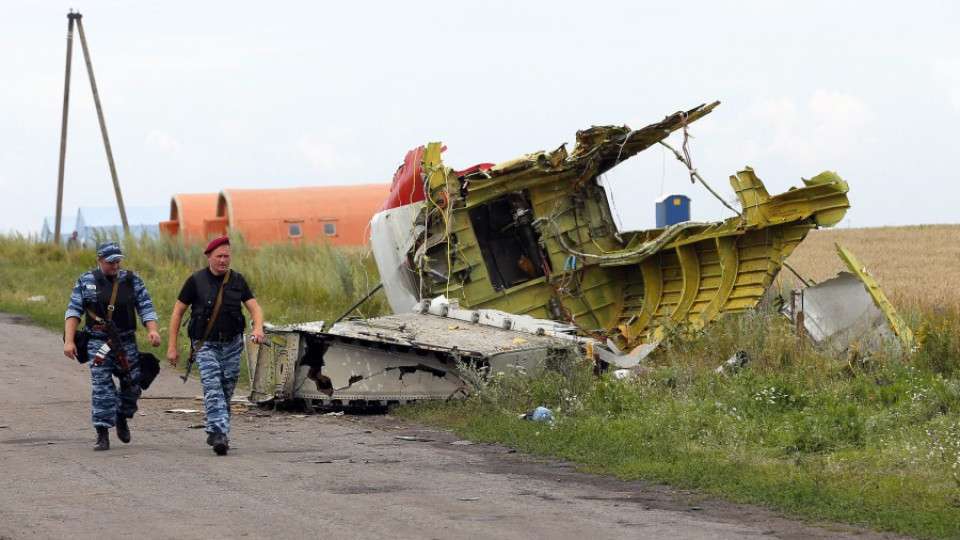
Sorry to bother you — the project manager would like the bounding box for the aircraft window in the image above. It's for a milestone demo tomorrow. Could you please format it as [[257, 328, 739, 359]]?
[[323, 222, 337, 236], [467, 193, 548, 290], [288, 223, 302, 237]]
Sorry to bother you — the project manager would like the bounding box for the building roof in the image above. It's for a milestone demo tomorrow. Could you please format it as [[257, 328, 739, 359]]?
[[159, 193, 218, 239], [162, 184, 393, 247], [208, 184, 391, 246], [76, 206, 168, 228], [654, 193, 690, 203], [40, 215, 76, 242]]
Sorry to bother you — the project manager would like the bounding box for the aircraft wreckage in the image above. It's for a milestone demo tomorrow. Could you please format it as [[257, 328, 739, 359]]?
[[248, 101, 857, 409]]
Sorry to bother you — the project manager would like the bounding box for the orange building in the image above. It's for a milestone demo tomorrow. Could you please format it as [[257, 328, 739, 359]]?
[[161, 184, 391, 247], [159, 193, 219, 240]]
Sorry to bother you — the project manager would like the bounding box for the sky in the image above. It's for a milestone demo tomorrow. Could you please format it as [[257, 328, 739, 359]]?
[[2, 1, 959, 236]]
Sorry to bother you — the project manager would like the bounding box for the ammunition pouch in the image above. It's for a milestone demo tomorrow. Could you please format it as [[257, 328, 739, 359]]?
[[67, 329, 92, 364], [138, 352, 161, 390], [187, 315, 208, 341]]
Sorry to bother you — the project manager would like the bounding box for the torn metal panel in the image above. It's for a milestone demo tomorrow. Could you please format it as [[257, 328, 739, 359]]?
[[834, 243, 914, 350], [782, 272, 892, 348], [370, 101, 850, 355], [246, 330, 306, 403], [369, 203, 423, 312], [247, 302, 587, 408], [781, 244, 913, 352]]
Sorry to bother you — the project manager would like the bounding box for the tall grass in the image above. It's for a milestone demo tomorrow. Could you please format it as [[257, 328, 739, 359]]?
[[0, 233, 390, 366]]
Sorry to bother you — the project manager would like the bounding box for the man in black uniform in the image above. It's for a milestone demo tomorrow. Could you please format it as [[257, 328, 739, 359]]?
[[166, 236, 264, 456]]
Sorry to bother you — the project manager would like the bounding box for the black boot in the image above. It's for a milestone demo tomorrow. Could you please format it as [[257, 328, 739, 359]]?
[[212, 433, 229, 456], [94, 427, 110, 451], [116, 415, 131, 444]]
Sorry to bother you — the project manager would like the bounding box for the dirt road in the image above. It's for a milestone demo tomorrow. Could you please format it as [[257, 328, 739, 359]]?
[[0, 313, 909, 540]]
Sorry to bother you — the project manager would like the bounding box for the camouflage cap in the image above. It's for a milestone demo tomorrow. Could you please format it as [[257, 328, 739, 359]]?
[[96, 241, 124, 262]]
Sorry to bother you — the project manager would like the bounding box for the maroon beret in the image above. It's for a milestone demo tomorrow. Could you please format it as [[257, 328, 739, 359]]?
[[204, 236, 230, 255]]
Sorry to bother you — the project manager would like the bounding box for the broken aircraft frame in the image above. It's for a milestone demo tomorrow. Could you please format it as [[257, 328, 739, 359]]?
[[248, 102, 853, 408], [782, 243, 914, 353]]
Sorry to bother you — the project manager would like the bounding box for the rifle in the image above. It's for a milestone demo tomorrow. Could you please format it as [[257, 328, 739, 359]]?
[[103, 319, 133, 385], [180, 346, 197, 382], [87, 309, 132, 385]]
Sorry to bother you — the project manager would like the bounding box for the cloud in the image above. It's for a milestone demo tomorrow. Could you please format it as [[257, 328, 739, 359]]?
[[295, 128, 362, 175], [145, 131, 182, 152], [739, 92, 878, 166], [931, 56, 960, 112]]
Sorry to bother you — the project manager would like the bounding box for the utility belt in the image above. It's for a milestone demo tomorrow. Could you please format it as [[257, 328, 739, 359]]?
[[86, 325, 136, 340], [202, 332, 241, 343]]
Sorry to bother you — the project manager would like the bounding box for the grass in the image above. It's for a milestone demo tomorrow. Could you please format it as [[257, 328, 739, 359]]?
[[4, 228, 960, 538], [398, 311, 960, 538], [0, 232, 390, 383]]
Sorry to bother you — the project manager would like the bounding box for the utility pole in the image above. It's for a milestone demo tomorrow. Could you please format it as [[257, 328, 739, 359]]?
[[54, 12, 78, 245], [54, 10, 129, 244]]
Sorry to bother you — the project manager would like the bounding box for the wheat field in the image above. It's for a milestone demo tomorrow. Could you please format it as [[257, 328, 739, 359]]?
[[784, 224, 960, 312]]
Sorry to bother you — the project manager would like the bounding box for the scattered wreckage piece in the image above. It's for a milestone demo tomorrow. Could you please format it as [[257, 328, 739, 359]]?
[[781, 244, 914, 352], [834, 244, 914, 350], [370, 101, 850, 357], [715, 350, 750, 376], [246, 298, 588, 409]]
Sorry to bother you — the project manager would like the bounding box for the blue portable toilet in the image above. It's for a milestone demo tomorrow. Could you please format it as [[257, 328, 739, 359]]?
[[655, 194, 690, 228]]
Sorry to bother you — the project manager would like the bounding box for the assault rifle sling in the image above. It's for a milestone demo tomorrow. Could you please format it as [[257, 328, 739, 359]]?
[[85, 277, 132, 384]]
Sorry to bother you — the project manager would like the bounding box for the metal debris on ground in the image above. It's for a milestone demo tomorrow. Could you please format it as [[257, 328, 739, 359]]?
[[395, 435, 435, 442], [782, 244, 914, 353], [715, 350, 750, 376]]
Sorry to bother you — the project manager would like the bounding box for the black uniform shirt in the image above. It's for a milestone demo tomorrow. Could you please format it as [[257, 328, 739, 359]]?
[[177, 268, 254, 339]]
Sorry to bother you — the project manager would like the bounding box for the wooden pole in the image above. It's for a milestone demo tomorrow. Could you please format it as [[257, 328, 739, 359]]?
[[54, 12, 80, 245], [74, 16, 129, 233]]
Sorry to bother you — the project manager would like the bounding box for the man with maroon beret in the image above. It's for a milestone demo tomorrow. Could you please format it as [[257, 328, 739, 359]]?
[[166, 236, 264, 456]]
